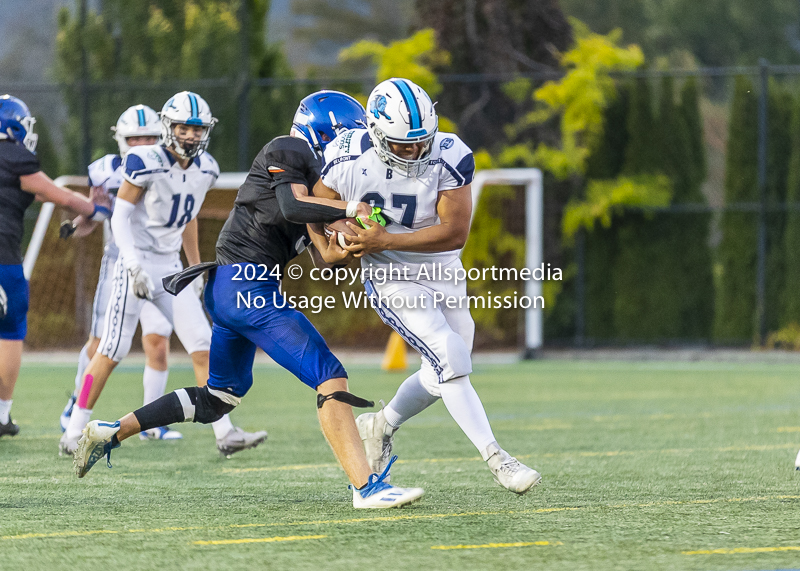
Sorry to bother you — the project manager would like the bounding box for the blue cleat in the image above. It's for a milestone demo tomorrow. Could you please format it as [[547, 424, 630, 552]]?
[[140, 426, 183, 440], [73, 420, 121, 478], [351, 455, 424, 509]]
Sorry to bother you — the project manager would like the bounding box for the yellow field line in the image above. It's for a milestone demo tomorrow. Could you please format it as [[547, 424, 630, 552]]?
[[220, 443, 798, 474], [5, 494, 800, 542], [684, 545, 800, 555], [193, 534, 326, 546], [432, 541, 562, 550], [777, 426, 800, 432]]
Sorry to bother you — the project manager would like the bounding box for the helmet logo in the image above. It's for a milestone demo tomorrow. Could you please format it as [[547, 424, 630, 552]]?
[[369, 95, 391, 121], [440, 138, 454, 150]]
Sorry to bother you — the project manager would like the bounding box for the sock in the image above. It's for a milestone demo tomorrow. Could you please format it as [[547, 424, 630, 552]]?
[[383, 371, 439, 428], [439, 376, 497, 454], [142, 367, 169, 406], [74, 345, 91, 395], [65, 406, 93, 440], [0, 399, 11, 424], [211, 413, 234, 439]]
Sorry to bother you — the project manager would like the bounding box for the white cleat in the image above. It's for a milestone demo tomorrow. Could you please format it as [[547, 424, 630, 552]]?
[[58, 432, 79, 457], [140, 426, 183, 440], [483, 442, 541, 495], [795, 449, 800, 470], [352, 456, 424, 509], [355, 409, 395, 478], [216, 427, 267, 458], [73, 420, 121, 478]]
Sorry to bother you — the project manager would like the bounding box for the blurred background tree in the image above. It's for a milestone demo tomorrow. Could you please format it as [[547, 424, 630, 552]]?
[[55, 0, 297, 173]]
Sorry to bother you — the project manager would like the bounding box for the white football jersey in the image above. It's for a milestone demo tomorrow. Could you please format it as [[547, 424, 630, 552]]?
[[122, 145, 219, 254], [88, 154, 124, 251], [321, 129, 475, 274]]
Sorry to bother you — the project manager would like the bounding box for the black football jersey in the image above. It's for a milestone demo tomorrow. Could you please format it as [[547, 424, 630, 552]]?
[[215, 136, 321, 273], [0, 140, 40, 264]]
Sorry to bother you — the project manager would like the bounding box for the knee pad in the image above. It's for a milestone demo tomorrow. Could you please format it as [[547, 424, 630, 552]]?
[[444, 332, 472, 379], [418, 368, 442, 398]]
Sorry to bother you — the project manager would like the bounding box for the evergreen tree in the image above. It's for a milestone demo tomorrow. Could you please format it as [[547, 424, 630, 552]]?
[[782, 93, 800, 324], [765, 83, 792, 332], [582, 85, 629, 339], [55, 0, 294, 173], [714, 76, 758, 342], [612, 77, 682, 340], [674, 76, 713, 337]]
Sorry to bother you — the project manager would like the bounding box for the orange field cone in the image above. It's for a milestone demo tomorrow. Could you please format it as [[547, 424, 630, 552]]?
[[381, 331, 408, 371]]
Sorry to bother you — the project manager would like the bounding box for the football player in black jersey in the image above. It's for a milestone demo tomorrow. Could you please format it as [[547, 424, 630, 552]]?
[[0, 95, 111, 437], [74, 91, 425, 509]]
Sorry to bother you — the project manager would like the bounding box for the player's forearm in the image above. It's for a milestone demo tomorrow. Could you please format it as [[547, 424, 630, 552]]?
[[19, 172, 96, 217], [381, 223, 469, 253], [276, 182, 352, 223], [110, 198, 141, 269], [182, 219, 202, 266]]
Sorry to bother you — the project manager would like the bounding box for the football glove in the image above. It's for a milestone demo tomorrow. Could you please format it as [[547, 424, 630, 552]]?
[[356, 207, 387, 229], [128, 265, 155, 301], [0, 283, 7, 320], [60, 220, 77, 240]]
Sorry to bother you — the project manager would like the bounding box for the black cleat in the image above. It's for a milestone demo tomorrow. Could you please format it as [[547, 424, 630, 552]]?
[[0, 419, 19, 437]]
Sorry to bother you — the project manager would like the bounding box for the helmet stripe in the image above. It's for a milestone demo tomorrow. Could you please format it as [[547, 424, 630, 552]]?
[[391, 79, 421, 131], [137, 109, 146, 127], [188, 93, 198, 119]]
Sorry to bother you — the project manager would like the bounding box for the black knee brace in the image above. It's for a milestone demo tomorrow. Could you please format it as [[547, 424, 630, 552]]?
[[133, 385, 236, 430], [194, 385, 237, 423]]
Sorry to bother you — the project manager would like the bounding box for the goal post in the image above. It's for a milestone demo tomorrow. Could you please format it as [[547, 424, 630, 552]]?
[[469, 169, 544, 359], [22, 174, 250, 280]]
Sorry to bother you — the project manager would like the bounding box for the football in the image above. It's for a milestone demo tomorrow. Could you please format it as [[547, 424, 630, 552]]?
[[324, 218, 359, 248]]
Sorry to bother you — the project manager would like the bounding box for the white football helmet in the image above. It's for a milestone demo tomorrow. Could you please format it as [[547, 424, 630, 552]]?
[[111, 104, 160, 157], [366, 78, 438, 178], [160, 91, 217, 159]]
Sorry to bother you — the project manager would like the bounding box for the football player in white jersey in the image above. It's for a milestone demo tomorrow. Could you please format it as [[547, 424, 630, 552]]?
[[62, 92, 267, 457], [59, 105, 182, 453], [315, 78, 541, 494]]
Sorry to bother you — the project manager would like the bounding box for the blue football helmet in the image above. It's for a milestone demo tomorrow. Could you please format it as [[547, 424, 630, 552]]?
[[291, 91, 367, 157], [0, 95, 37, 152]]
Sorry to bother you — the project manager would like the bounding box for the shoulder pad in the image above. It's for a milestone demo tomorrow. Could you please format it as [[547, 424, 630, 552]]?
[[88, 154, 121, 188], [123, 145, 170, 183], [197, 152, 220, 177], [263, 135, 317, 171], [432, 133, 474, 187]]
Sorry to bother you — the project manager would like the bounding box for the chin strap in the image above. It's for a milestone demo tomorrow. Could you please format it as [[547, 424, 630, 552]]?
[[317, 391, 374, 409]]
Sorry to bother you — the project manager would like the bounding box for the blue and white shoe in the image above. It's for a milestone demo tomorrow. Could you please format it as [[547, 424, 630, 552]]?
[[139, 426, 183, 440], [59, 394, 77, 433], [351, 455, 424, 509], [73, 420, 121, 478]]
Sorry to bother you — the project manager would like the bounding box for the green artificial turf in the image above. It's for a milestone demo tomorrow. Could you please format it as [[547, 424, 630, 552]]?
[[3, 360, 800, 570]]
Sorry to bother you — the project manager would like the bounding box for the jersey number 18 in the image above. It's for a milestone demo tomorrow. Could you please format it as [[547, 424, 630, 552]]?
[[165, 194, 195, 228]]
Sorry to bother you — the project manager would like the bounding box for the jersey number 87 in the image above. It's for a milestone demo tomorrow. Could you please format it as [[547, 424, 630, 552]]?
[[361, 192, 417, 228]]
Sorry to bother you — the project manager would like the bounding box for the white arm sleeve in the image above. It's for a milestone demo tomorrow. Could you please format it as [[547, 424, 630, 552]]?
[[110, 198, 140, 270]]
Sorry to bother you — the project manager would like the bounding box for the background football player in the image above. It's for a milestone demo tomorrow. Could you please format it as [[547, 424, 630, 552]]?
[[316, 78, 541, 495], [61, 91, 267, 457], [0, 94, 111, 438], [73, 91, 425, 509], [59, 105, 182, 451]]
